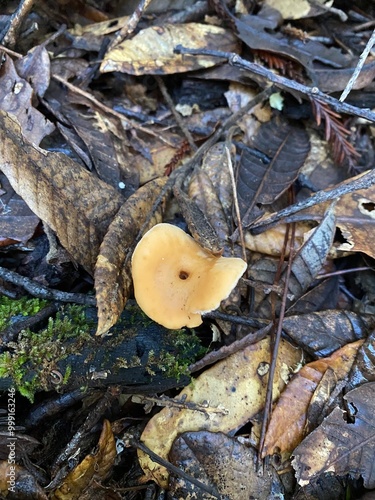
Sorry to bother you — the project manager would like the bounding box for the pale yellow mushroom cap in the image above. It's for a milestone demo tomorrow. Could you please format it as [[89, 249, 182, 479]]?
[[131, 223, 247, 329]]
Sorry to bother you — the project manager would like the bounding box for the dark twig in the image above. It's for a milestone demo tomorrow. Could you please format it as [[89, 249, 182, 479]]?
[[0, 267, 96, 306], [249, 169, 375, 234], [188, 323, 272, 374], [0, 302, 59, 351], [133, 440, 224, 499], [174, 46, 375, 123], [155, 75, 198, 152], [106, 0, 152, 51]]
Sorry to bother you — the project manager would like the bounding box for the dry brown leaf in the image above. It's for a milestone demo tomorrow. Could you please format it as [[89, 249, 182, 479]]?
[[0, 110, 123, 273], [0, 55, 55, 144], [296, 173, 375, 258], [95, 177, 168, 336], [262, 340, 364, 459], [264, 0, 333, 19], [139, 337, 302, 488], [51, 419, 116, 500], [100, 23, 240, 75]]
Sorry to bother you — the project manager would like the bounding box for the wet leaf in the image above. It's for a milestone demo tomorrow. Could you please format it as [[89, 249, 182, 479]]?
[[51, 419, 116, 499], [292, 382, 375, 489], [169, 431, 283, 500], [282, 310, 375, 358], [346, 330, 375, 391], [139, 337, 302, 488], [0, 110, 123, 273], [100, 23, 240, 75], [95, 177, 168, 336], [237, 119, 310, 226], [262, 340, 363, 460]]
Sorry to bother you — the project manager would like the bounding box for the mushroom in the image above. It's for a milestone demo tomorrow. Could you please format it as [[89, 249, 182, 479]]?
[[131, 223, 247, 329]]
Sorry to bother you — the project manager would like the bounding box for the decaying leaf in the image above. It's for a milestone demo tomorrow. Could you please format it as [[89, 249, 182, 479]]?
[[282, 310, 375, 358], [237, 119, 310, 226], [51, 419, 116, 500], [100, 23, 240, 75], [139, 337, 302, 488], [0, 461, 47, 499], [292, 382, 375, 489], [15, 44, 51, 98], [257, 203, 336, 316], [346, 330, 375, 391], [0, 55, 55, 144], [262, 340, 363, 460], [0, 111, 123, 273], [95, 177, 168, 336], [263, 0, 333, 20], [169, 431, 283, 499]]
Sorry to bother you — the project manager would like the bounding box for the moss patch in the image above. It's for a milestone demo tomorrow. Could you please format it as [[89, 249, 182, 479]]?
[[0, 304, 92, 401], [0, 296, 48, 330]]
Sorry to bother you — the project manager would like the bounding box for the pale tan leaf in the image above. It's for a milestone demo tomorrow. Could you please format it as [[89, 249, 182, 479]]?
[[139, 337, 302, 488], [95, 177, 168, 336], [100, 23, 240, 75], [0, 110, 123, 273]]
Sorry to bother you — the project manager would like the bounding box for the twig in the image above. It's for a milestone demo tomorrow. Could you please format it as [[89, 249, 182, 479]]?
[[155, 75, 197, 152], [132, 439, 224, 499], [107, 0, 153, 51], [2, 0, 35, 49], [340, 28, 375, 102], [0, 266, 96, 305], [174, 46, 375, 123], [188, 323, 272, 374], [249, 169, 375, 234], [0, 302, 59, 351]]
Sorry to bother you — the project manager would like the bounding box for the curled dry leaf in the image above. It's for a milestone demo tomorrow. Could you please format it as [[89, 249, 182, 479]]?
[[292, 382, 375, 489], [138, 337, 302, 488], [100, 23, 240, 75], [262, 340, 364, 460], [51, 419, 116, 500], [169, 431, 283, 500], [15, 44, 51, 98], [0, 111, 123, 274], [95, 177, 168, 336]]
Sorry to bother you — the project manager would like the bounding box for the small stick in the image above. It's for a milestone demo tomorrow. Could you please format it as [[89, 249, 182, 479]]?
[[340, 28, 375, 102], [174, 46, 375, 123], [2, 0, 35, 49], [0, 266, 96, 305], [249, 169, 375, 234]]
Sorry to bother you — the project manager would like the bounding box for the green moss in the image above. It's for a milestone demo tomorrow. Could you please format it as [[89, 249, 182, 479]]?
[[147, 329, 206, 381], [0, 304, 91, 402], [0, 296, 48, 330]]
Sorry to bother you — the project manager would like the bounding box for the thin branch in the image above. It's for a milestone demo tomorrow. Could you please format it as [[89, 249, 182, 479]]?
[[0, 267, 96, 305], [249, 169, 375, 234], [174, 46, 375, 123], [340, 28, 375, 102]]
